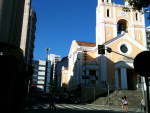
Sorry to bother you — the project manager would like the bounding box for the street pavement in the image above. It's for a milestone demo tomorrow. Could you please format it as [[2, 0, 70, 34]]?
[[24, 103, 144, 113]]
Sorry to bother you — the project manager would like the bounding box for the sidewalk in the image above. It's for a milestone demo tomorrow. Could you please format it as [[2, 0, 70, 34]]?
[[87, 104, 143, 112]]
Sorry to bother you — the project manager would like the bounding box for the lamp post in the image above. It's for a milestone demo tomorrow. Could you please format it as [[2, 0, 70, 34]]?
[[45, 48, 50, 93], [46, 48, 50, 60]]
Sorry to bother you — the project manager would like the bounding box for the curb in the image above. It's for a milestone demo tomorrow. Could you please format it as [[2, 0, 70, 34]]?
[[87, 104, 141, 112]]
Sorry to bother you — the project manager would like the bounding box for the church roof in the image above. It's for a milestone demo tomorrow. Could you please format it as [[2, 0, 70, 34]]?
[[64, 67, 68, 70], [76, 41, 96, 47]]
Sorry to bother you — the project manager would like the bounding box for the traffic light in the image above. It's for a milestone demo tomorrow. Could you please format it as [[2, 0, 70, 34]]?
[[98, 45, 105, 54]]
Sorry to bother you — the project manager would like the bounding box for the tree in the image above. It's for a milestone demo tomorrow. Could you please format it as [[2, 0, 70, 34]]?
[[123, 0, 150, 19], [48, 80, 55, 93]]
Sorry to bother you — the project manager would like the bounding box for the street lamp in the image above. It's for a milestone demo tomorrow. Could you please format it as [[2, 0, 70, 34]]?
[[45, 48, 50, 93], [45, 48, 50, 60]]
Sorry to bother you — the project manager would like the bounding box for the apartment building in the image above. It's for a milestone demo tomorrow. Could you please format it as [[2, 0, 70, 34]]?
[[33, 60, 51, 93], [20, 0, 37, 66], [55, 57, 68, 94], [0, 0, 27, 113], [0, 0, 25, 47]]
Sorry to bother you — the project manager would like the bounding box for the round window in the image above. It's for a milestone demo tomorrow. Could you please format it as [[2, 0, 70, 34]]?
[[120, 44, 128, 53]]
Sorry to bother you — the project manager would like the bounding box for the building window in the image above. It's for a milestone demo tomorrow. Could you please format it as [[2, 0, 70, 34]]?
[[102, 0, 104, 2], [107, 9, 110, 17], [107, 0, 109, 2], [108, 31, 111, 36], [138, 33, 141, 39], [89, 70, 96, 75], [135, 12, 138, 21]]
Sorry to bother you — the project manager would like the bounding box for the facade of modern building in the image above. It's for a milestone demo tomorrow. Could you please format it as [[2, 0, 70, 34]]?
[[26, 8, 37, 65], [55, 56, 68, 94], [67, 0, 147, 102], [146, 26, 150, 50], [0, 0, 31, 113], [20, 0, 37, 96], [48, 54, 61, 93], [20, 0, 37, 66], [0, 0, 25, 47], [33, 60, 51, 93], [48, 54, 61, 64], [48, 54, 61, 80]]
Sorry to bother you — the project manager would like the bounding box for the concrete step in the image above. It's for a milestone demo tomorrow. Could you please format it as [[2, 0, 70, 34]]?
[[92, 90, 143, 108]]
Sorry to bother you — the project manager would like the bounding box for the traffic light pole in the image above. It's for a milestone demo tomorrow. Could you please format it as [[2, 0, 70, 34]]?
[[106, 47, 134, 60], [98, 45, 134, 60], [145, 76, 150, 113]]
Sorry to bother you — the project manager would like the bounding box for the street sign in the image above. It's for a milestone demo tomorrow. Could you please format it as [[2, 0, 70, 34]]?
[[133, 51, 150, 77]]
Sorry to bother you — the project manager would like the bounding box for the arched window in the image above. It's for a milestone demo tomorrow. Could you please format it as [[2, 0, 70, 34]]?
[[135, 12, 138, 21], [107, 9, 110, 17], [117, 19, 128, 35], [102, 0, 104, 2]]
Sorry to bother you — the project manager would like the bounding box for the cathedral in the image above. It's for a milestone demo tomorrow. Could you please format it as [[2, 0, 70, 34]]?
[[96, 0, 147, 90], [63, 0, 147, 99]]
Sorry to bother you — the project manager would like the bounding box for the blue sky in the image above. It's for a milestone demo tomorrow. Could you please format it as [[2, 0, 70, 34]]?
[[32, 0, 150, 60]]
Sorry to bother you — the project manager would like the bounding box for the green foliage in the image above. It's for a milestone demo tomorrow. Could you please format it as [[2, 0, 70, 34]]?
[[126, 0, 150, 11], [123, 0, 150, 19], [48, 80, 55, 93]]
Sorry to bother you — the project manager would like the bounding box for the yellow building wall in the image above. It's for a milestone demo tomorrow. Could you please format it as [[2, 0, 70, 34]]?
[[61, 68, 69, 86], [105, 25, 114, 42], [105, 38, 143, 87], [135, 29, 144, 45], [106, 39, 142, 62], [82, 51, 96, 64]]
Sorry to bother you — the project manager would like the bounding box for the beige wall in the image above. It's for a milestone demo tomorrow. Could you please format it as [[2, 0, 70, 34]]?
[[61, 67, 69, 86]]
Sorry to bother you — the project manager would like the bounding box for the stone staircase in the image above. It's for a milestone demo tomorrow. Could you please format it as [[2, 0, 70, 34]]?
[[92, 90, 142, 108]]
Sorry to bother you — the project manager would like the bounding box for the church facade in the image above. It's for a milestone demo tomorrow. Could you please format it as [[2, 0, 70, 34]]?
[[66, 0, 147, 93], [96, 0, 147, 90]]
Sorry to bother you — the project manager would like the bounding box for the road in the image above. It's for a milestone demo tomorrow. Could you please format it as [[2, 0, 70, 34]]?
[[24, 103, 143, 113]]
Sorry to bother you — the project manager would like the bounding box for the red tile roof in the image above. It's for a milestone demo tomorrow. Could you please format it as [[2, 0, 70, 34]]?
[[76, 41, 96, 47], [64, 67, 68, 70]]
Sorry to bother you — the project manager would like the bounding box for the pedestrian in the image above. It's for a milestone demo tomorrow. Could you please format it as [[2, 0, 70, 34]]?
[[48, 93, 53, 110], [124, 98, 128, 112], [51, 93, 56, 110], [140, 98, 144, 111], [121, 97, 125, 111]]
